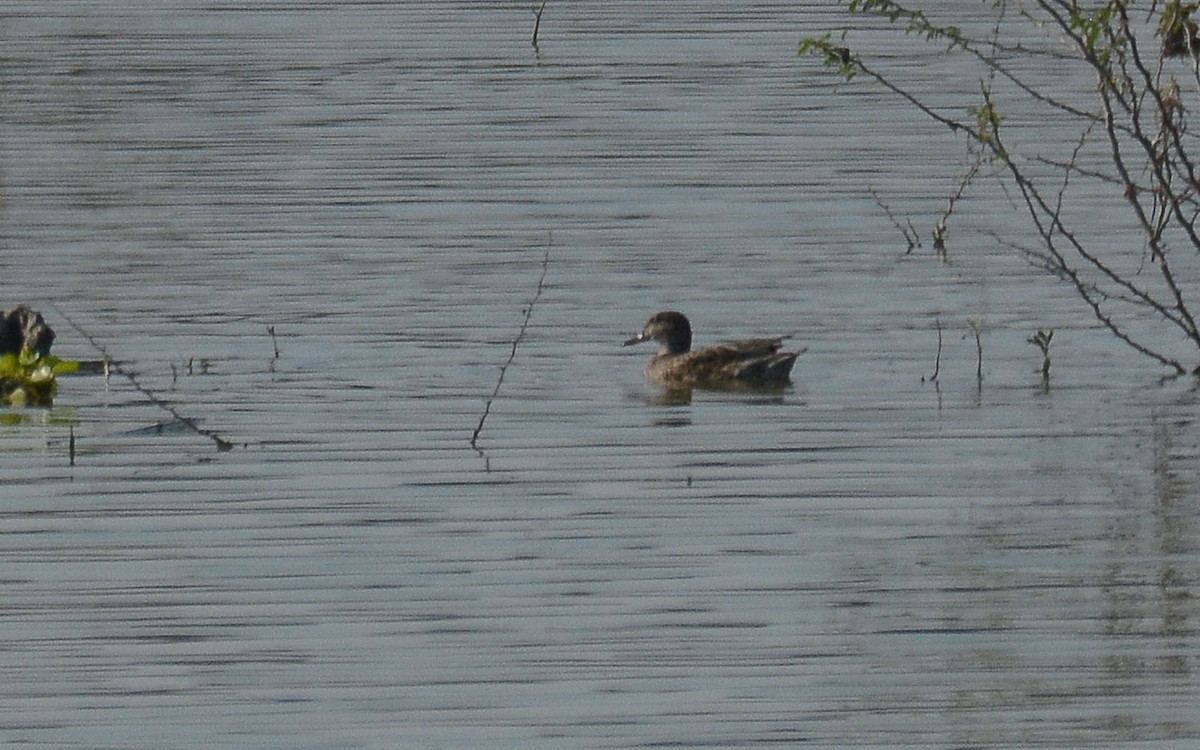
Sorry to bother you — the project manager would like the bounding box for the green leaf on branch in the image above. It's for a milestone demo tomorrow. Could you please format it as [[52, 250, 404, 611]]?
[[846, 0, 969, 51], [799, 34, 858, 79], [967, 100, 1004, 156]]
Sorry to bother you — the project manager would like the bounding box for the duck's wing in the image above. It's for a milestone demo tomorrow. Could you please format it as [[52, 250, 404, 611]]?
[[717, 336, 789, 357], [726, 350, 801, 382], [682, 339, 805, 383]]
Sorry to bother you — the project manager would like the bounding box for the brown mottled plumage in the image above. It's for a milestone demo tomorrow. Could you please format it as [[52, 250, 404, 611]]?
[[624, 311, 803, 388]]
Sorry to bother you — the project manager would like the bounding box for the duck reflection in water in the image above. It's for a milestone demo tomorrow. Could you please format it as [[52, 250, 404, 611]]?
[[624, 311, 803, 399]]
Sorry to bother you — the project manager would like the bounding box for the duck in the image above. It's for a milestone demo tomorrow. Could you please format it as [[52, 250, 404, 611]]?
[[624, 311, 803, 388]]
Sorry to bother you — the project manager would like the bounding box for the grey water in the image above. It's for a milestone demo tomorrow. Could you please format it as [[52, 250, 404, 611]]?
[[1, 2, 1198, 748]]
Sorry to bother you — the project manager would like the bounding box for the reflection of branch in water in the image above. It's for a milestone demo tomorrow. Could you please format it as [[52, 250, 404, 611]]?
[[50, 304, 234, 452], [471, 248, 550, 452]]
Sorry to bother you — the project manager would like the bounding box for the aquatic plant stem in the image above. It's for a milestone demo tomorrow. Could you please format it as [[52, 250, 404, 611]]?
[[471, 248, 550, 451], [49, 304, 234, 451]]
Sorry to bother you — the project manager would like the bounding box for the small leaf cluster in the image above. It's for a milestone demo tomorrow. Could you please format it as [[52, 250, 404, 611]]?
[[1159, 2, 1199, 57], [1, 349, 80, 407]]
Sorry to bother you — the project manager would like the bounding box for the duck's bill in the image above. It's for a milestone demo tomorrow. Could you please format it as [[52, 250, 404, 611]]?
[[623, 334, 645, 347]]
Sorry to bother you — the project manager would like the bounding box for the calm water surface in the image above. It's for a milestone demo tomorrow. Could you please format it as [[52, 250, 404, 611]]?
[[1, 2, 1198, 748]]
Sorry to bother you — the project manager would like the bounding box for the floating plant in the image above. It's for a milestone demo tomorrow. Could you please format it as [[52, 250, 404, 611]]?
[[1, 348, 80, 407]]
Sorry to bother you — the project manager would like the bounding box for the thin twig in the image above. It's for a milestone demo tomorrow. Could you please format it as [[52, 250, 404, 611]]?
[[532, 0, 549, 49], [933, 159, 981, 262], [842, 42, 1188, 373], [869, 185, 921, 253], [924, 316, 942, 383], [49, 304, 234, 451], [968, 319, 983, 384], [471, 248, 551, 451], [267, 325, 280, 373]]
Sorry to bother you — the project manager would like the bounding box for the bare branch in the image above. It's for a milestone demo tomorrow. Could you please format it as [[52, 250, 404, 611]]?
[[804, 1, 1200, 372]]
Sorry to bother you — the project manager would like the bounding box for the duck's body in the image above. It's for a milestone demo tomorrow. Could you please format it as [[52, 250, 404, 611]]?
[[624, 311, 802, 388]]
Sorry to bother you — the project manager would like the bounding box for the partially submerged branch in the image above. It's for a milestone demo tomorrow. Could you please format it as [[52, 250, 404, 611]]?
[[801, 1, 1200, 374], [471, 247, 551, 452], [922, 316, 942, 383], [50, 305, 234, 451], [932, 159, 981, 262], [532, 0, 550, 50], [869, 185, 922, 253], [1028, 328, 1054, 389]]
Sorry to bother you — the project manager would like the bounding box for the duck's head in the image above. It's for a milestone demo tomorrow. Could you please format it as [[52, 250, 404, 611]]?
[[624, 311, 692, 355]]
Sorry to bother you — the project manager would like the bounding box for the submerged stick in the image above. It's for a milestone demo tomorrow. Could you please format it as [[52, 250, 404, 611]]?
[[471, 248, 550, 450], [49, 305, 234, 451]]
